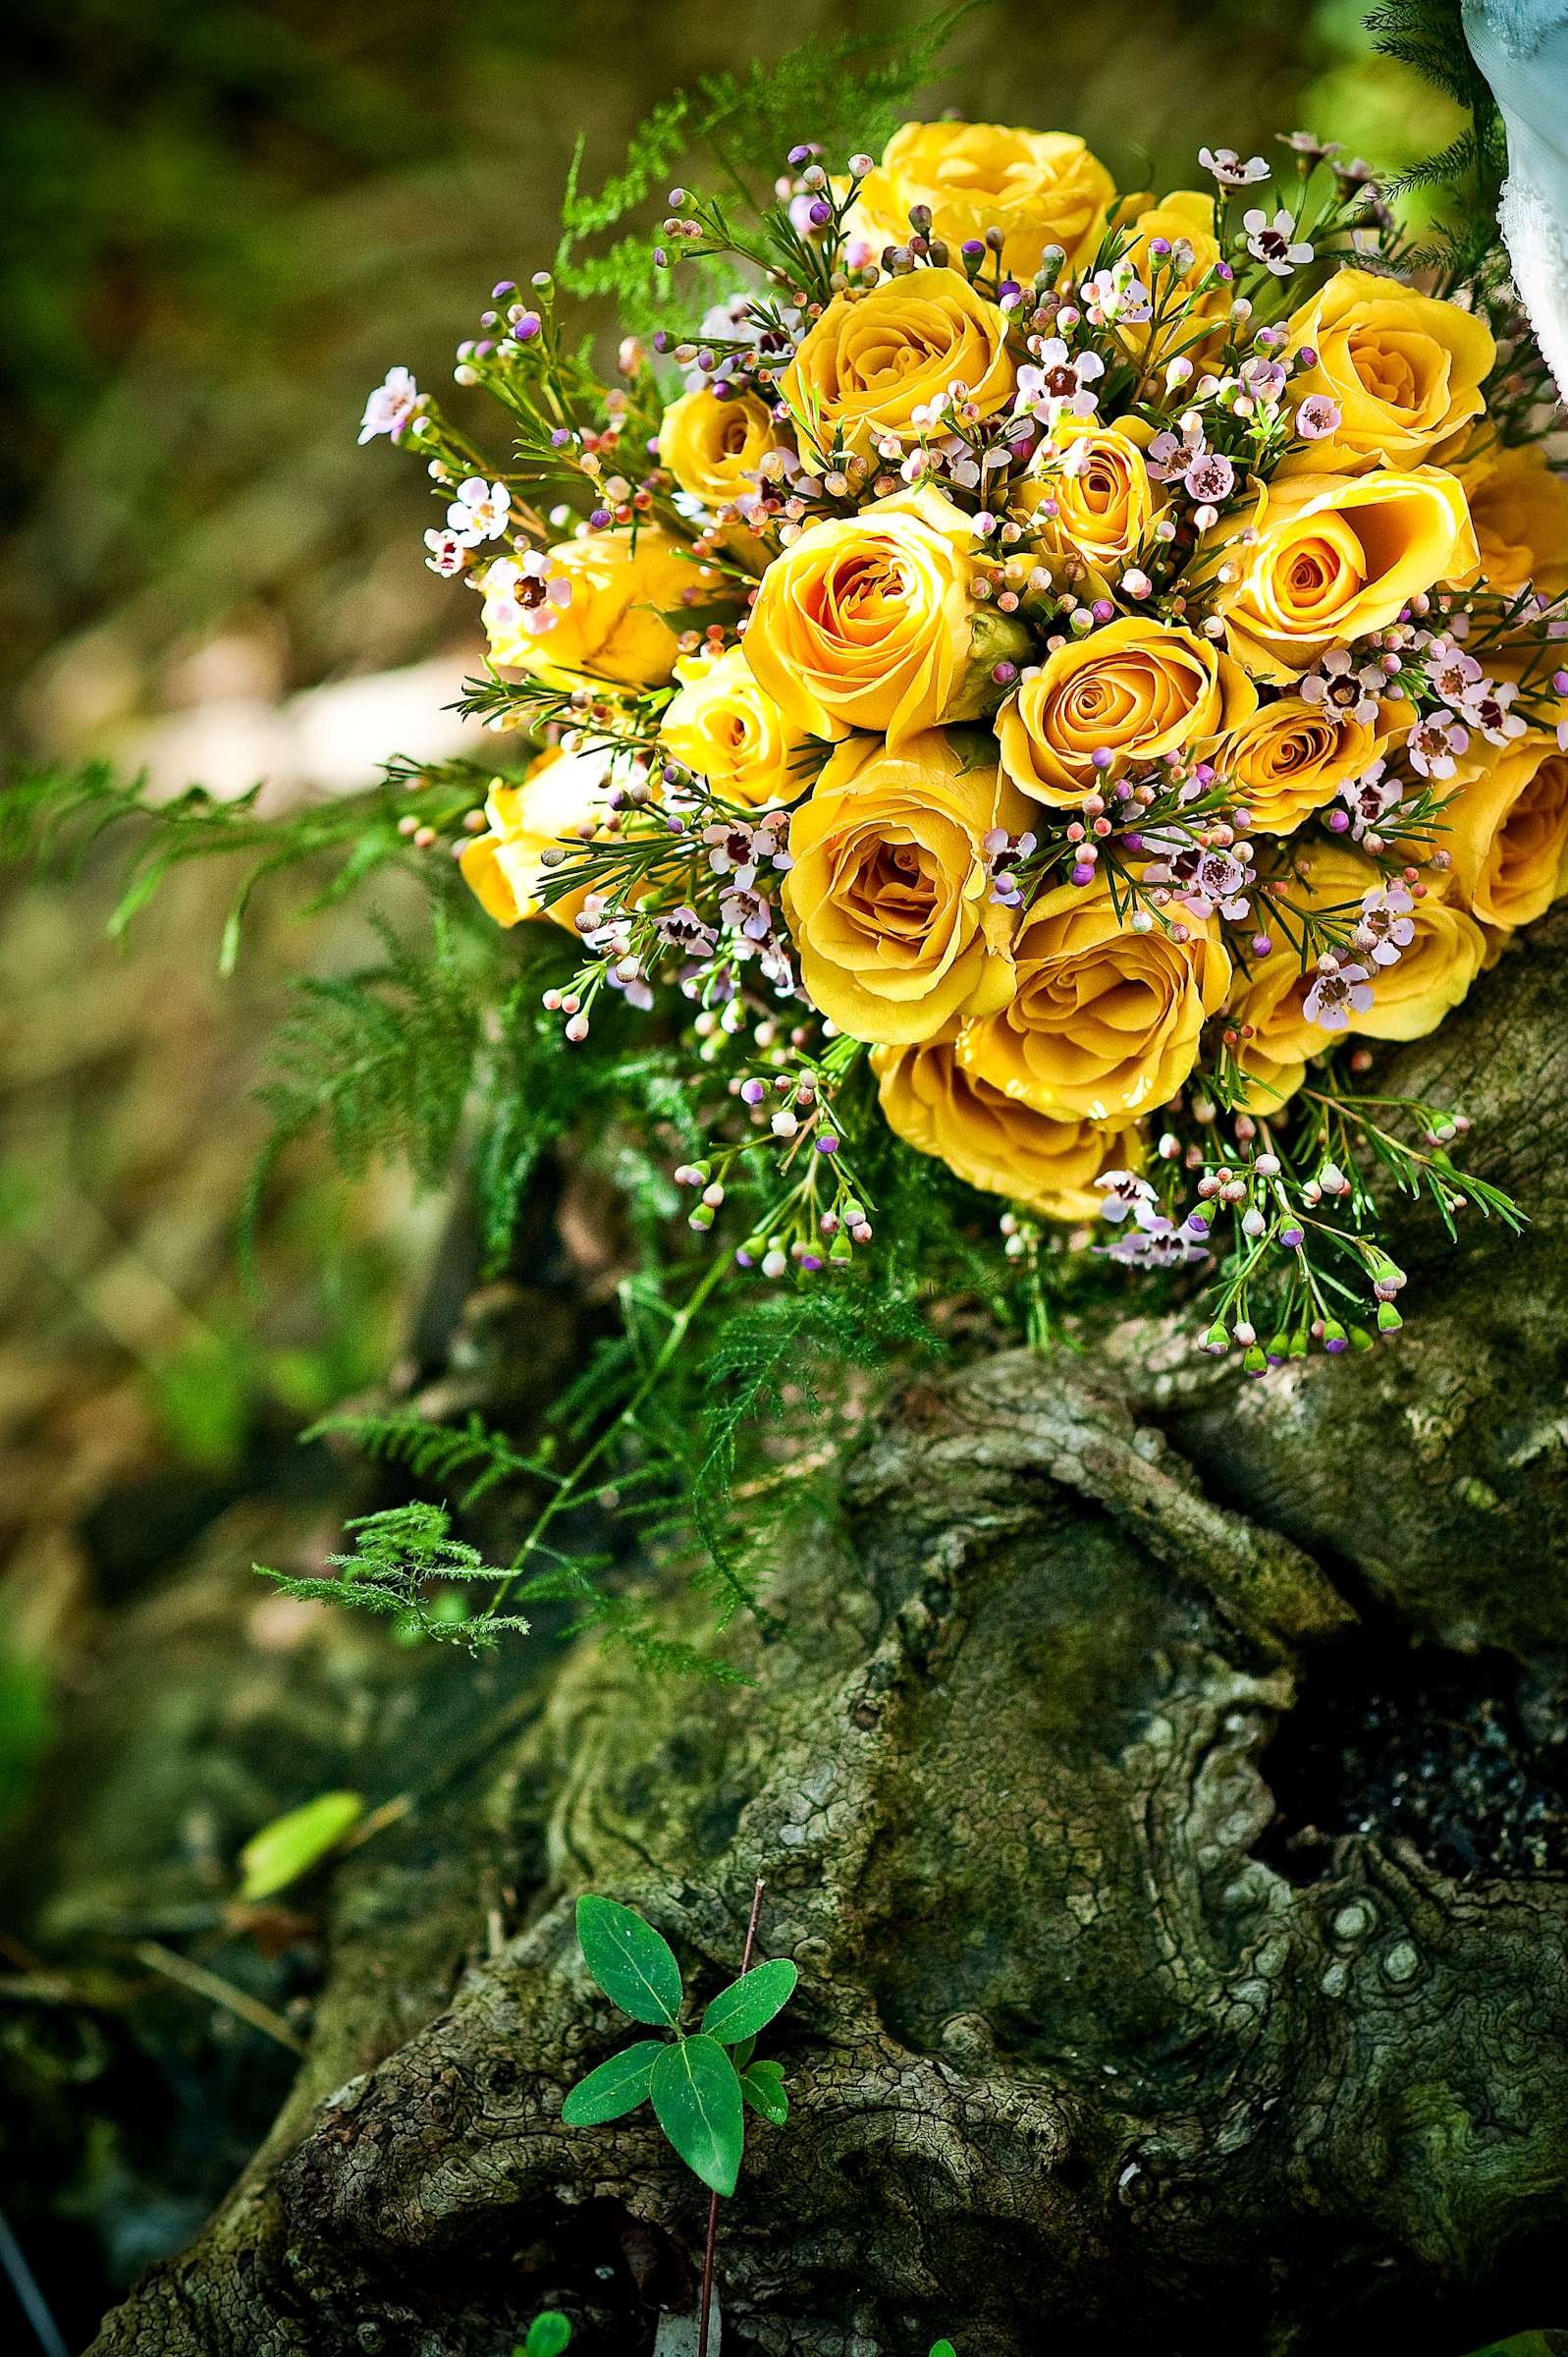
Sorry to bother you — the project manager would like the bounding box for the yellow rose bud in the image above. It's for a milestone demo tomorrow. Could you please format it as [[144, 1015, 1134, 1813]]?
[[740, 485, 1029, 750], [459, 745, 621, 932], [1215, 693, 1391, 837], [848, 121, 1114, 280], [657, 387, 778, 511], [1442, 736, 1568, 928], [1462, 440, 1568, 600], [957, 880, 1229, 1121], [484, 527, 718, 688], [782, 268, 1015, 463], [996, 618, 1256, 806], [1229, 844, 1485, 1109], [781, 729, 1027, 1045], [1015, 415, 1167, 578], [659, 643, 815, 809], [873, 1032, 1143, 1219], [1282, 271, 1494, 474], [1216, 468, 1479, 683]]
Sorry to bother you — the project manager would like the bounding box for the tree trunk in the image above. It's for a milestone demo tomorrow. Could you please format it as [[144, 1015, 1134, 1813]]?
[[46, 912, 1568, 2355]]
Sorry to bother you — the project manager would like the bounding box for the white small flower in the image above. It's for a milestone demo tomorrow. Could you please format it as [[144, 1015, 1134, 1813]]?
[[1303, 955, 1375, 1030], [1406, 708, 1469, 781], [447, 476, 513, 545], [1243, 208, 1315, 277], [423, 528, 470, 577], [358, 365, 423, 444], [1354, 882, 1416, 968], [1094, 1169, 1157, 1224], [1199, 147, 1271, 189]]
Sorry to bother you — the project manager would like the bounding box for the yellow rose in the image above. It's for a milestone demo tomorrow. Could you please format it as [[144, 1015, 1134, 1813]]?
[[996, 618, 1256, 806], [740, 485, 1028, 750], [848, 121, 1114, 280], [1229, 845, 1485, 1107], [1216, 468, 1479, 682], [1113, 192, 1226, 354], [781, 730, 1027, 1044], [459, 745, 622, 933], [659, 643, 814, 809], [657, 387, 778, 511], [1215, 693, 1391, 837], [1442, 736, 1568, 928], [782, 268, 1015, 463], [956, 880, 1229, 1121], [1463, 441, 1568, 600], [1016, 415, 1166, 578], [484, 527, 716, 688], [873, 1033, 1143, 1219], [1282, 271, 1494, 475]]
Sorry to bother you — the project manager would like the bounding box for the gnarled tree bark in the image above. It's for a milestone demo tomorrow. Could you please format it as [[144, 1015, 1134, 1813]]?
[[59, 910, 1568, 2354]]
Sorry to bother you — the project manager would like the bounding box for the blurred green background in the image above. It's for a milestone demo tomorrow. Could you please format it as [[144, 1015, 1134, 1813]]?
[[0, 1, 1458, 2343]]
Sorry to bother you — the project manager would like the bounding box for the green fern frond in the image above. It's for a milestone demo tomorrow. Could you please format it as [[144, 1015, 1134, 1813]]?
[[242, 908, 483, 1285], [256, 1502, 528, 1651]]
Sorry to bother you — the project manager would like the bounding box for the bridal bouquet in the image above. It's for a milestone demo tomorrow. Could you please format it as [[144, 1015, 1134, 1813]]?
[[359, 108, 1566, 1374]]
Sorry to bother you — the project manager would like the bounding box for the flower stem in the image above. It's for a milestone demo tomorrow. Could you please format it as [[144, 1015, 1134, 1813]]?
[[697, 1876, 767, 2357]]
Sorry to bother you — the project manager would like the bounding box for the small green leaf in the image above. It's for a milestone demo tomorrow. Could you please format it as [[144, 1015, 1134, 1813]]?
[[700, 1956, 797, 2045], [730, 2036, 756, 2071], [522, 2313, 571, 2357], [560, 2039, 663, 2127], [650, 2035, 744, 2194], [929, 2342, 957, 2357], [739, 2059, 787, 2126], [576, 1895, 682, 2027], [237, 1790, 363, 1901]]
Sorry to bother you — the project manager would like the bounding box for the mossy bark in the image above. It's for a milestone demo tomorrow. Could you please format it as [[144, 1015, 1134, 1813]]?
[[69, 912, 1568, 2355]]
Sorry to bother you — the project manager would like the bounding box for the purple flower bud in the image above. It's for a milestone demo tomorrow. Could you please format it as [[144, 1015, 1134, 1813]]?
[[1326, 808, 1350, 833], [816, 1132, 839, 1156], [787, 143, 813, 167], [590, 506, 612, 527], [1071, 861, 1097, 887], [961, 238, 986, 260], [808, 198, 833, 227], [992, 660, 1018, 686], [799, 1252, 824, 1273], [652, 330, 670, 354], [1091, 599, 1114, 624], [492, 281, 516, 300], [515, 312, 542, 341], [1149, 237, 1171, 257], [653, 248, 669, 269], [733, 1248, 755, 1268], [550, 427, 572, 448], [741, 1078, 766, 1105], [1280, 1224, 1304, 1250], [1251, 932, 1272, 957]]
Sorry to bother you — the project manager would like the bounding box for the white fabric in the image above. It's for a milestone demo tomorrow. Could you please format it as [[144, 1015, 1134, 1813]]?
[[1465, 0, 1568, 405]]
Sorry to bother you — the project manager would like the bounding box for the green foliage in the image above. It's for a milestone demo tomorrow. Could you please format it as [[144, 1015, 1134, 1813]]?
[[553, 3, 983, 330], [699, 1957, 797, 2045], [1366, 1, 1508, 278], [236, 1789, 365, 1901], [650, 2035, 744, 2198], [242, 908, 483, 1285], [561, 1891, 794, 2198], [518, 2317, 571, 2357], [575, 1895, 683, 2027], [1, 759, 495, 972], [255, 1501, 529, 1651]]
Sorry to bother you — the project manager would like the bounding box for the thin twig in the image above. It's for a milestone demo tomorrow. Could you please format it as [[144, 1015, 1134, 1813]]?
[[697, 1877, 766, 2357], [0, 2203, 69, 2357], [133, 1939, 305, 2054]]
